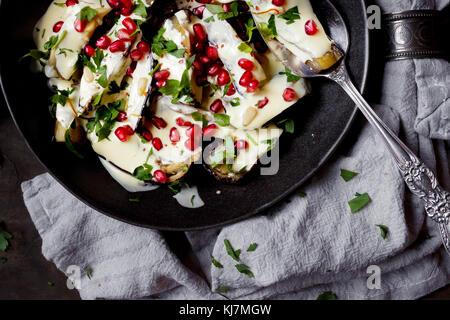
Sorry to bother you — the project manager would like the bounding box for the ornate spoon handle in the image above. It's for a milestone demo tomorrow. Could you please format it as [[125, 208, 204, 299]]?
[[328, 63, 450, 254]]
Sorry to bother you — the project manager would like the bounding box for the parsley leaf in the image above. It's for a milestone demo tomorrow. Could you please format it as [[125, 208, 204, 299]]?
[[238, 42, 253, 53], [64, 130, 84, 159], [205, 3, 239, 20], [277, 118, 295, 134], [245, 18, 257, 43], [152, 27, 187, 58], [216, 286, 230, 292], [317, 291, 338, 300], [214, 114, 230, 127], [134, 0, 148, 18], [77, 6, 98, 22], [297, 191, 307, 198], [133, 164, 153, 181], [279, 67, 301, 83], [340, 169, 359, 182], [235, 264, 254, 278], [0, 220, 12, 252], [86, 267, 93, 280], [247, 243, 258, 252], [279, 6, 300, 24], [224, 239, 240, 262], [211, 255, 224, 268], [348, 192, 371, 213], [376, 224, 389, 239]]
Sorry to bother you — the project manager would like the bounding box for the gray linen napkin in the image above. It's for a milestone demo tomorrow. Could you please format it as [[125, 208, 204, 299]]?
[[21, 0, 450, 300]]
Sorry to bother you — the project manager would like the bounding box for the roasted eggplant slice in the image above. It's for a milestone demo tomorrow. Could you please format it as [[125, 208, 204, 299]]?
[[205, 124, 283, 182], [250, 0, 342, 73]]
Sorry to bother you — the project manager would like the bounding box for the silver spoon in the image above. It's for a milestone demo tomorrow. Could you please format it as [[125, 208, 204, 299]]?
[[252, 1, 450, 254]]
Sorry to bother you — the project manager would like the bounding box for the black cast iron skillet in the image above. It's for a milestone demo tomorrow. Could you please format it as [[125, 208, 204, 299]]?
[[0, 0, 369, 230]]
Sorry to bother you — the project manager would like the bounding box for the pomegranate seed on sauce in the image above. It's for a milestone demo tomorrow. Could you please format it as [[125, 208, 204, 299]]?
[[203, 124, 217, 138], [305, 20, 318, 35], [193, 24, 207, 42], [117, 28, 135, 42], [115, 125, 134, 142], [186, 125, 202, 139], [283, 88, 297, 102], [239, 71, 253, 87], [96, 35, 111, 49], [66, 0, 79, 7], [238, 59, 254, 71], [169, 127, 180, 143], [117, 111, 128, 122], [156, 80, 167, 88], [141, 130, 153, 141], [126, 62, 137, 77], [110, 40, 126, 52], [206, 46, 219, 61], [106, 0, 121, 8], [272, 0, 285, 6], [247, 80, 259, 93], [137, 41, 150, 54], [84, 45, 95, 57], [235, 140, 249, 150], [130, 49, 143, 61], [153, 170, 167, 183], [176, 118, 193, 127], [226, 83, 236, 96], [151, 116, 167, 129], [53, 21, 64, 33], [217, 70, 231, 86], [193, 6, 206, 18], [185, 138, 200, 151], [152, 137, 163, 150], [154, 70, 170, 81], [256, 97, 269, 108], [120, 6, 134, 16], [207, 64, 221, 76], [210, 99, 224, 113], [74, 19, 87, 33], [122, 17, 137, 33]]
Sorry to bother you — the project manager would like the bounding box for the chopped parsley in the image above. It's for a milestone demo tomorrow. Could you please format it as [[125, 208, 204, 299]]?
[[50, 87, 75, 112], [129, 195, 143, 203], [133, 149, 154, 181], [340, 169, 359, 182], [279, 67, 301, 83], [297, 191, 307, 198], [80, 49, 108, 88], [211, 255, 224, 268], [247, 243, 258, 252], [191, 112, 209, 129], [0, 219, 12, 252], [214, 114, 230, 127], [317, 291, 338, 300], [224, 239, 240, 262], [64, 129, 84, 159], [86, 99, 125, 141], [108, 80, 128, 95], [133, 0, 148, 19], [238, 42, 253, 53], [245, 18, 257, 43], [277, 118, 295, 134], [348, 192, 371, 213], [235, 264, 254, 278], [259, 15, 277, 39], [77, 6, 98, 22], [279, 6, 301, 24], [205, 3, 239, 20], [86, 267, 93, 280], [190, 195, 196, 206], [376, 224, 389, 239], [159, 69, 193, 103], [152, 27, 187, 58], [168, 181, 181, 194]]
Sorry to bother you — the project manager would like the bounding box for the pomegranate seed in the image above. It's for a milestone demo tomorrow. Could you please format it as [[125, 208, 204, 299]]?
[[151, 116, 167, 129], [207, 64, 221, 76], [305, 20, 318, 35], [176, 118, 192, 127], [74, 19, 87, 33], [222, 3, 231, 12], [53, 21, 64, 33], [137, 41, 150, 54], [141, 130, 153, 141], [196, 76, 208, 86], [120, 0, 133, 8], [156, 80, 167, 88], [186, 125, 202, 139], [106, 0, 120, 8], [193, 41, 204, 53], [84, 45, 95, 57], [203, 124, 217, 138], [193, 59, 204, 71], [256, 97, 269, 108], [235, 140, 249, 150], [195, 0, 212, 4], [115, 125, 134, 142], [206, 46, 219, 61], [120, 6, 134, 16], [66, 0, 79, 7], [247, 80, 259, 93], [185, 138, 200, 151], [193, 6, 206, 18], [152, 137, 163, 150], [239, 71, 253, 87], [122, 17, 137, 33], [130, 49, 143, 61], [193, 23, 207, 42], [117, 111, 127, 122], [153, 170, 167, 183], [96, 35, 111, 49], [169, 127, 180, 143], [272, 0, 285, 6], [283, 88, 297, 102], [126, 61, 137, 77], [209, 99, 224, 113], [110, 40, 126, 52], [217, 70, 231, 86], [154, 70, 170, 81], [199, 55, 210, 64], [118, 28, 135, 42], [238, 58, 254, 71], [226, 83, 236, 96]]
